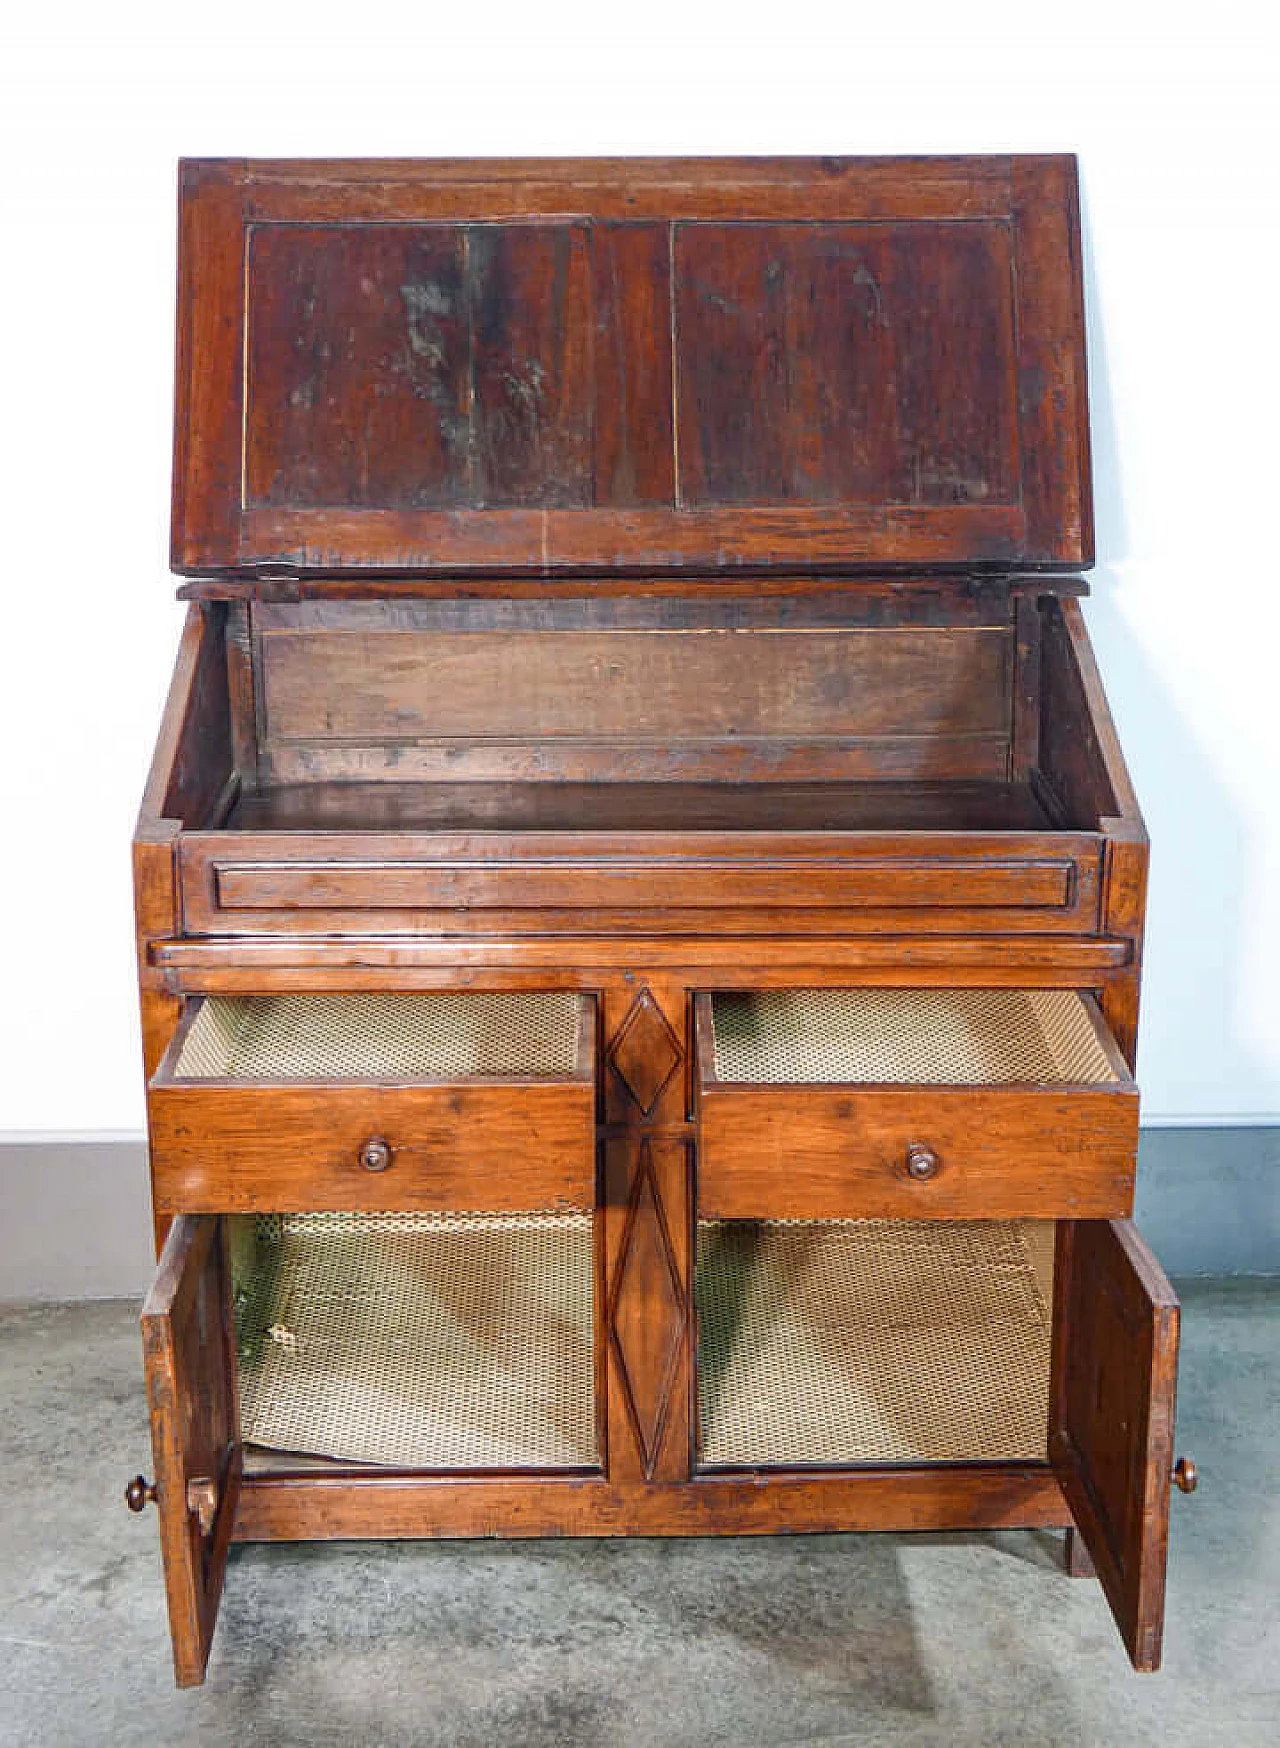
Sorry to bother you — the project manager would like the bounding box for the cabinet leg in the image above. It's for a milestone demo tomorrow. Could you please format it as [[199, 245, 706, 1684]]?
[[1064, 1527, 1097, 1579]]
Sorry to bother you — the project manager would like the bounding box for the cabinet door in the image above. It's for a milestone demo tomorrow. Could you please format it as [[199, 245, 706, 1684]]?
[[140, 1215, 242, 1687], [1050, 1219, 1181, 1671]]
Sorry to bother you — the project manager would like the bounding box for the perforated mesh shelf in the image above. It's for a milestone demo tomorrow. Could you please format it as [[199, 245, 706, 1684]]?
[[230, 1211, 596, 1469], [710, 989, 1117, 1085], [696, 1219, 1054, 1467], [174, 992, 584, 1081]]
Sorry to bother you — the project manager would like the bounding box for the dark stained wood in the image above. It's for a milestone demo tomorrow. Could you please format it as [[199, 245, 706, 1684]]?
[[231, 1463, 1070, 1542], [150, 935, 1135, 983], [171, 156, 1092, 575], [1065, 1526, 1097, 1578], [177, 828, 1104, 937], [171, 167, 246, 573], [180, 571, 1083, 606], [675, 221, 1018, 509], [137, 604, 233, 831], [139, 1215, 242, 1687], [601, 984, 694, 1483], [226, 780, 1053, 835], [256, 621, 1013, 779], [245, 221, 595, 511], [134, 603, 232, 1098], [1050, 1220, 1181, 1672], [1011, 158, 1093, 566], [135, 156, 1172, 1683], [591, 224, 675, 505], [245, 223, 472, 510]]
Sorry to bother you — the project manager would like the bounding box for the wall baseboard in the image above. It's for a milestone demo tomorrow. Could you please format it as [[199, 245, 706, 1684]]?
[[1, 1127, 1277, 1302]]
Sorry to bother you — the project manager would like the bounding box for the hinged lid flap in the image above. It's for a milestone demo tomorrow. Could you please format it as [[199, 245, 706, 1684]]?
[[173, 156, 1092, 577]]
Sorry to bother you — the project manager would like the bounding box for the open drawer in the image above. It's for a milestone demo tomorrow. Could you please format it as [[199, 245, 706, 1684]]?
[[695, 988, 1138, 1221], [148, 991, 596, 1215]]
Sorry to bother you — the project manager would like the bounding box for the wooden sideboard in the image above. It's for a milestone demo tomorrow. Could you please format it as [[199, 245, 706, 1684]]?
[[128, 156, 1194, 1686]]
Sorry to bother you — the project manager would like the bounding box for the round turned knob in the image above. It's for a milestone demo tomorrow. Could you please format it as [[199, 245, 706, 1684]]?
[[125, 1475, 156, 1513], [358, 1137, 392, 1173], [905, 1143, 940, 1182], [1172, 1456, 1198, 1494]]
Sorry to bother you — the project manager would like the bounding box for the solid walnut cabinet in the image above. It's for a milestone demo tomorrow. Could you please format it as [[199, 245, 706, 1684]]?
[[130, 155, 1193, 1686]]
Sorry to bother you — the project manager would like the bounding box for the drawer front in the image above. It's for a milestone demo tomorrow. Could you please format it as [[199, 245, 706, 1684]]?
[[149, 993, 595, 1215], [695, 989, 1138, 1221], [178, 831, 1104, 936]]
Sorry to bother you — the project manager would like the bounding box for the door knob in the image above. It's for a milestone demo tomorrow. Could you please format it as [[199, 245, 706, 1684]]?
[[125, 1475, 156, 1513], [358, 1137, 392, 1173], [905, 1143, 940, 1182], [1172, 1456, 1198, 1494]]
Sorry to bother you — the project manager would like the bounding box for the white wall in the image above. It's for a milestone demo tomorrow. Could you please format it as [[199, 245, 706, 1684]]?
[[2, 1, 1276, 1133]]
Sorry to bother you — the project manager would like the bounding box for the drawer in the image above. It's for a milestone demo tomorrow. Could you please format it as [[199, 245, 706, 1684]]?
[[695, 987, 1138, 1220], [149, 991, 596, 1214]]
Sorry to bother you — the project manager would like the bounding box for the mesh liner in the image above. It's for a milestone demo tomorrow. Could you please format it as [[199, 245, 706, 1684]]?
[[174, 992, 583, 1081], [697, 1219, 1054, 1467], [711, 989, 1116, 1085], [230, 1210, 596, 1469]]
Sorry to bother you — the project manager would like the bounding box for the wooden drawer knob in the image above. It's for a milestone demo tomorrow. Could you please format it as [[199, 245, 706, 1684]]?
[[125, 1474, 156, 1513], [358, 1137, 392, 1173], [1172, 1456, 1198, 1494], [905, 1143, 940, 1182]]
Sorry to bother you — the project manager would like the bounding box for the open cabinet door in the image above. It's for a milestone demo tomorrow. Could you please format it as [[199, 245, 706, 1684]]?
[[140, 1215, 243, 1687], [1050, 1219, 1181, 1671]]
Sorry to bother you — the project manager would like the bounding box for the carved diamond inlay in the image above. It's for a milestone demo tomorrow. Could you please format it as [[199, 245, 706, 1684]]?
[[608, 990, 683, 1116], [607, 1142, 686, 1477]]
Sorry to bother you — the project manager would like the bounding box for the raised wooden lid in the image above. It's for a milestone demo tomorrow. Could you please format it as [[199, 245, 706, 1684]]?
[[172, 156, 1092, 578]]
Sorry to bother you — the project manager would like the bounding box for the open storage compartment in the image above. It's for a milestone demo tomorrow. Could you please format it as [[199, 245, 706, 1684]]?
[[230, 1209, 597, 1472], [148, 991, 596, 1217], [696, 1217, 1055, 1469], [696, 987, 1139, 1221], [156, 589, 1137, 945]]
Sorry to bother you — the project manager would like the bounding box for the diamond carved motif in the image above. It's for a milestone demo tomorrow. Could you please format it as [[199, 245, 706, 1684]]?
[[607, 1142, 686, 1478], [608, 989, 683, 1116]]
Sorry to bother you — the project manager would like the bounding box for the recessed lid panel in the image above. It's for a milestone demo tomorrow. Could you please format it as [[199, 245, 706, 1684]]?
[[172, 157, 1092, 576]]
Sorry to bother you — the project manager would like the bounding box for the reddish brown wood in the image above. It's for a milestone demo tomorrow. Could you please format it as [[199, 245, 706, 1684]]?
[[148, 996, 596, 1215], [697, 1084, 1138, 1221], [231, 1463, 1071, 1542], [226, 780, 1052, 835], [601, 985, 693, 1484], [255, 616, 1014, 783], [139, 1215, 242, 1687], [1050, 1220, 1181, 1672], [1064, 1526, 1097, 1578], [134, 156, 1175, 1685], [176, 829, 1104, 938], [1040, 598, 1149, 1065], [148, 1080, 595, 1216], [149, 935, 1134, 982], [171, 156, 1091, 576], [676, 220, 1019, 510]]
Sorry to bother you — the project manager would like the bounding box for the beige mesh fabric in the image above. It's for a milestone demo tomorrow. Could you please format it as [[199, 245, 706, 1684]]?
[[231, 1211, 596, 1469], [174, 992, 582, 1081], [696, 1219, 1054, 1467], [711, 989, 1116, 1085]]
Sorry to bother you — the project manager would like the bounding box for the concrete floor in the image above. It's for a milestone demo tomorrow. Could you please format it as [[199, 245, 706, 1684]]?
[[0, 1281, 1275, 1748]]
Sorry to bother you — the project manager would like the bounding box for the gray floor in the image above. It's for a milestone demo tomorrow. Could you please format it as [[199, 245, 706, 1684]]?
[[0, 1281, 1275, 1748]]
